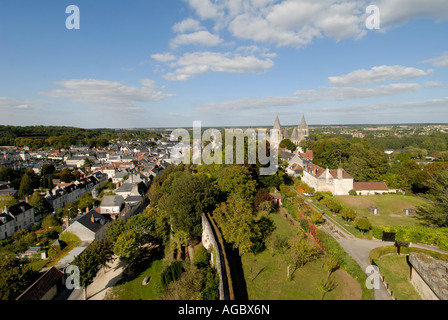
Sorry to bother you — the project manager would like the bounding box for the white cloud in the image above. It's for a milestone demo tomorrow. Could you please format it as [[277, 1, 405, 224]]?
[[329, 65, 433, 86], [170, 30, 223, 49], [424, 81, 443, 88], [0, 97, 49, 111], [39, 78, 174, 107], [197, 82, 421, 111], [172, 18, 204, 33], [154, 49, 275, 81], [375, 0, 448, 27], [151, 52, 177, 62], [316, 96, 448, 113], [186, 0, 221, 20], [421, 52, 448, 67], [323, 83, 421, 100], [181, 0, 448, 48]]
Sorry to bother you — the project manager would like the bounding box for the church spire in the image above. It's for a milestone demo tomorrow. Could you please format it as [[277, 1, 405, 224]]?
[[299, 113, 307, 128], [273, 115, 281, 130]]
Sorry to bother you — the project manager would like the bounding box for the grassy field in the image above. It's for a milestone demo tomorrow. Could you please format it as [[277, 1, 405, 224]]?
[[335, 194, 427, 226], [241, 213, 362, 300], [106, 258, 164, 300], [376, 254, 422, 300]]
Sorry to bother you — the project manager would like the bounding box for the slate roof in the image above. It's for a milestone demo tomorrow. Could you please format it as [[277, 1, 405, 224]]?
[[16, 267, 64, 300], [8, 201, 33, 217], [74, 209, 110, 233], [101, 195, 125, 207]]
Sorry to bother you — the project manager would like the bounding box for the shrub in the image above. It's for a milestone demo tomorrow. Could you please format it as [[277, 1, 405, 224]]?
[[299, 218, 311, 233], [372, 225, 448, 250], [354, 218, 372, 234], [201, 267, 219, 300], [42, 215, 60, 229], [161, 260, 184, 289], [348, 189, 357, 196], [340, 208, 356, 222], [193, 245, 210, 269], [309, 211, 323, 225]]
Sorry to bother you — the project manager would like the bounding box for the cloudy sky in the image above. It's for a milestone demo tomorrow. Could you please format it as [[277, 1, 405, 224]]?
[[0, 0, 447, 128]]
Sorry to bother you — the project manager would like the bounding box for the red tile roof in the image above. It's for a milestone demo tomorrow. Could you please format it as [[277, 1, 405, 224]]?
[[353, 182, 389, 191], [304, 163, 352, 179]]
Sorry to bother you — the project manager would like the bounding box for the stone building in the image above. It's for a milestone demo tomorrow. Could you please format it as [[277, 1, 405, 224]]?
[[301, 163, 354, 195]]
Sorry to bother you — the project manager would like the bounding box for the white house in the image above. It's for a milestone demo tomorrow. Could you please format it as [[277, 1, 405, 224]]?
[[301, 163, 354, 196], [63, 209, 110, 242], [100, 195, 125, 219], [353, 182, 390, 195], [0, 201, 35, 240]]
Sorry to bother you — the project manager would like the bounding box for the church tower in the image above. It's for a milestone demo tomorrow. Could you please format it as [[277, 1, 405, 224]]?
[[298, 113, 309, 142], [271, 115, 283, 145]]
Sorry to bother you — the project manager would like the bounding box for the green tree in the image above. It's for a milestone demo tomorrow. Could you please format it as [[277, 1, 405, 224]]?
[[104, 218, 126, 242], [29, 191, 51, 218], [41, 215, 60, 229], [0, 256, 35, 300], [193, 245, 210, 269], [417, 169, 448, 227], [216, 165, 257, 202], [213, 197, 274, 254], [354, 218, 372, 234], [41, 164, 55, 176], [340, 208, 356, 222], [59, 168, 74, 183], [285, 234, 321, 278], [114, 229, 139, 261], [83, 158, 95, 167], [279, 139, 297, 152], [71, 248, 101, 300], [18, 173, 33, 198], [166, 171, 218, 239]]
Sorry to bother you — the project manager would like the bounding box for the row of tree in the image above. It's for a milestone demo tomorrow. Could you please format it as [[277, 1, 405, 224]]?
[[0, 125, 162, 150]]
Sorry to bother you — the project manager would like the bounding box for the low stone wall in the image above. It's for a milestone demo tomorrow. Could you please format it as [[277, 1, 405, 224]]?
[[409, 252, 448, 300], [201, 213, 231, 300]]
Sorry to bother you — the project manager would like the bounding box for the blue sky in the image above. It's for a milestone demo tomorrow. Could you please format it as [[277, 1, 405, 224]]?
[[0, 0, 447, 128]]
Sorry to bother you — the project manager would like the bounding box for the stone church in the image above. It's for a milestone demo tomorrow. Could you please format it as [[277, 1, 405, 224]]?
[[270, 113, 309, 146]]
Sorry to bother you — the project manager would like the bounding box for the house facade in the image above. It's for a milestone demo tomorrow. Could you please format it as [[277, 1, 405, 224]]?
[[0, 201, 35, 240], [63, 209, 110, 242], [301, 163, 354, 195]]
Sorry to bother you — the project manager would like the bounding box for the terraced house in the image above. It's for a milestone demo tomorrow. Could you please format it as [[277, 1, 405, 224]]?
[[0, 201, 35, 240]]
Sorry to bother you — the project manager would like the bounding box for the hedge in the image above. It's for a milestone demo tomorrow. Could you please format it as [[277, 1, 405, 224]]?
[[372, 225, 448, 251]]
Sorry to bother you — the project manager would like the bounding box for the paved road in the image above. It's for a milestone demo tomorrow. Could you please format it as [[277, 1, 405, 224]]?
[[320, 215, 394, 300]]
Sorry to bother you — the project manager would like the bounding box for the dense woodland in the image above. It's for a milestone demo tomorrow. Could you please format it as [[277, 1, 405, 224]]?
[[0, 125, 162, 150]]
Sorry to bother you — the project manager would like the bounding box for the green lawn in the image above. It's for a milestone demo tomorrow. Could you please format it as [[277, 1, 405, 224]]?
[[335, 194, 427, 227], [376, 254, 422, 300], [106, 258, 164, 300], [241, 213, 362, 300]]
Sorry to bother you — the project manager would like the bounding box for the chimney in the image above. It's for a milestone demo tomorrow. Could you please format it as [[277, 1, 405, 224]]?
[[86, 206, 89, 213], [25, 195, 29, 203], [91, 213, 95, 223], [65, 217, 69, 229], [337, 167, 343, 179], [116, 183, 120, 189]]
